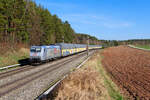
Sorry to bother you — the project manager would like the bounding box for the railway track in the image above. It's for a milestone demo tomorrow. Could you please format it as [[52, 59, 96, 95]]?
[[0, 65, 34, 79], [0, 51, 85, 79], [0, 51, 88, 97]]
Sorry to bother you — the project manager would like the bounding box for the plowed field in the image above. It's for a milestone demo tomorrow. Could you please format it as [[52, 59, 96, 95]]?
[[101, 46, 150, 99]]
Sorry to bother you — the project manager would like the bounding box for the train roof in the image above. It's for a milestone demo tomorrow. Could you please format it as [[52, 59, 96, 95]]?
[[31, 45, 60, 49], [56, 43, 87, 49], [31, 43, 102, 49]]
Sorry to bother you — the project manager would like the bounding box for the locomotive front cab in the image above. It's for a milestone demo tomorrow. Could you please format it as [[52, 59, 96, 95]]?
[[30, 46, 42, 63]]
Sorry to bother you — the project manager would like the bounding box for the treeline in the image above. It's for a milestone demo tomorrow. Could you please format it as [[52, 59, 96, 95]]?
[[75, 33, 101, 45], [0, 0, 100, 46], [119, 39, 150, 45], [102, 39, 150, 47]]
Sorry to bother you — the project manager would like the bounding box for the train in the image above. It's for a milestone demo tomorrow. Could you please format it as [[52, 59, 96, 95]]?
[[30, 43, 102, 63]]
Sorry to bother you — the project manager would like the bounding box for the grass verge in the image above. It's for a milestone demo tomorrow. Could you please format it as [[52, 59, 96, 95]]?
[[134, 45, 150, 50], [96, 51, 124, 100], [0, 48, 29, 67], [53, 50, 124, 100]]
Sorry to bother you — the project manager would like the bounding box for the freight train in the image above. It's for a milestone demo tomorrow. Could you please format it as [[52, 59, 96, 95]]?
[[30, 43, 102, 63]]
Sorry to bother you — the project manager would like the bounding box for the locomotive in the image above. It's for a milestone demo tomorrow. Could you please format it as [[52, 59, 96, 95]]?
[[30, 43, 102, 63]]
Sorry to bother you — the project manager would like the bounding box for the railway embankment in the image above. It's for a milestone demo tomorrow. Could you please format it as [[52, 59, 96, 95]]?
[[0, 47, 29, 68], [0, 51, 94, 100], [48, 50, 123, 100]]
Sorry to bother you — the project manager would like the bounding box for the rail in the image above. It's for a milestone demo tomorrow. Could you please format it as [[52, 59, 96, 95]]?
[[36, 53, 92, 100], [0, 64, 20, 70], [0, 51, 90, 97]]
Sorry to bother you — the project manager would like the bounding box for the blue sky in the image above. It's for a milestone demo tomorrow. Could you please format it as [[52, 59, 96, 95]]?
[[35, 0, 150, 40]]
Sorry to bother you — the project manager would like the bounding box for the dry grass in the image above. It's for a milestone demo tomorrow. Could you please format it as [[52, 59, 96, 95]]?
[[54, 51, 110, 100], [0, 43, 29, 67]]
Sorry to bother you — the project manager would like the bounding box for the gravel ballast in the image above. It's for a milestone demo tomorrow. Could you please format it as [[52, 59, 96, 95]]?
[[0, 51, 95, 100]]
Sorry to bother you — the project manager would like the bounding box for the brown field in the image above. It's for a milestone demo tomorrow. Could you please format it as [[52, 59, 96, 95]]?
[[101, 46, 150, 99]]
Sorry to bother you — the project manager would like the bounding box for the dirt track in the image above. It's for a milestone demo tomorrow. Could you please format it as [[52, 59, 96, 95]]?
[[101, 46, 150, 99]]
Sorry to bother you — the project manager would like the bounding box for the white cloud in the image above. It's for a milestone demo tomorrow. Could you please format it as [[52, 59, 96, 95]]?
[[60, 13, 133, 29], [103, 22, 133, 28]]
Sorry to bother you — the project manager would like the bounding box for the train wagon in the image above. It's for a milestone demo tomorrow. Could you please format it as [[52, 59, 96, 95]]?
[[30, 43, 102, 63], [56, 43, 77, 56]]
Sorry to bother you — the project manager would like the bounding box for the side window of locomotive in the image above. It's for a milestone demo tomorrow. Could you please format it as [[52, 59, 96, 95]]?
[[36, 48, 41, 52]]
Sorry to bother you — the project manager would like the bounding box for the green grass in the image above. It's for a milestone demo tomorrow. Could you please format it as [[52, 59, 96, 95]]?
[[0, 48, 29, 67], [96, 53, 124, 100], [135, 45, 150, 50]]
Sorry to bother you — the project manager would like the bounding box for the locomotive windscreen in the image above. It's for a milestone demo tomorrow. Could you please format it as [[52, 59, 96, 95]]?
[[30, 47, 41, 52]]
